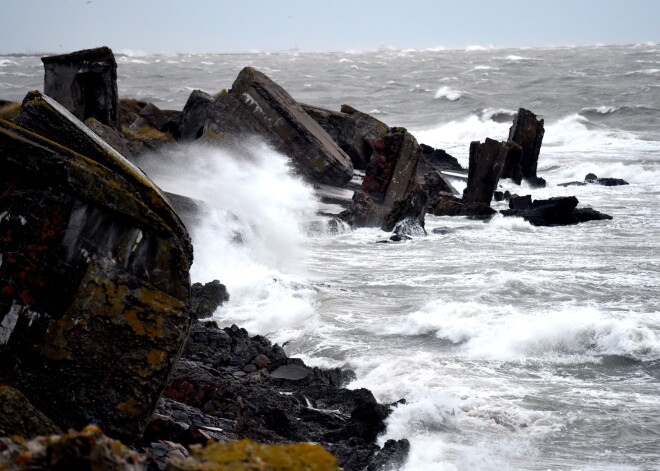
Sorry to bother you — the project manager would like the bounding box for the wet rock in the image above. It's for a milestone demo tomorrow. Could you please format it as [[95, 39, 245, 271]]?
[[42, 46, 119, 127], [560, 173, 630, 187], [501, 196, 611, 226], [463, 138, 514, 204], [420, 143, 464, 172], [177, 68, 354, 186], [0, 117, 192, 443], [574, 207, 614, 222], [366, 438, 411, 471], [427, 193, 496, 218], [419, 164, 460, 198], [175, 89, 216, 141], [343, 127, 422, 229], [191, 280, 229, 320], [509, 194, 533, 210], [303, 103, 389, 170], [499, 140, 524, 184], [0, 385, 61, 437], [506, 108, 546, 187], [382, 185, 428, 236]]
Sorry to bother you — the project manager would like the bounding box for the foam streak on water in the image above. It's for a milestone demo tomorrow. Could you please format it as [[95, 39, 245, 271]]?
[[3, 44, 659, 470]]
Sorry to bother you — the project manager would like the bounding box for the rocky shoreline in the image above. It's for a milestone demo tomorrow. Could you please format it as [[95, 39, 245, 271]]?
[[0, 46, 628, 470]]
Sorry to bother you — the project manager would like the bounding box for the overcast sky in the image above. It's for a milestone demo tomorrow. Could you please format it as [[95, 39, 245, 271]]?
[[1, 0, 658, 54]]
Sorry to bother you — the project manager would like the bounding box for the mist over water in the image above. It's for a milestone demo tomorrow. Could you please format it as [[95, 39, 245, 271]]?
[[3, 44, 659, 469]]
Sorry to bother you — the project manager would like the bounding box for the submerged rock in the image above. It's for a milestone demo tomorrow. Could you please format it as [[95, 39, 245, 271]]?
[[501, 196, 612, 226], [559, 173, 630, 187], [0, 115, 192, 443], [42, 46, 119, 127]]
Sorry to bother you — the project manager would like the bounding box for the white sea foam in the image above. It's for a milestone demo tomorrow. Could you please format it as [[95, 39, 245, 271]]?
[[434, 86, 463, 101], [387, 301, 660, 362], [137, 141, 319, 339]]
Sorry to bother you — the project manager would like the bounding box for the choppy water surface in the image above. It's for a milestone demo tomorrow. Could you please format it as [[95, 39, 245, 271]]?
[[3, 44, 659, 470]]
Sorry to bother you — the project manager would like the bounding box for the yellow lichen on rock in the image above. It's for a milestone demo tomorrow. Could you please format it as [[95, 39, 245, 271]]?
[[166, 440, 341, 471]]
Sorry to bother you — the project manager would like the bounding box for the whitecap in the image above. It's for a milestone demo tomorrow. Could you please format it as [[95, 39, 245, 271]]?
[[434, 86, 463, 101]]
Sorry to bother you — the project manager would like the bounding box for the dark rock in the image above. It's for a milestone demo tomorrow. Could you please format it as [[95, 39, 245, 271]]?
[[559, 173, 630, 187], [84, 116, 142, 157], [420, 143, 464, 172], [0, 117, 192, 443], [252, 354, 270, 369], [507, 108, 545, 185], [428, 193, 496, 218], [419, 162, 459, 197], [509, 194, 532, 210], [270, 364, 311, 381], [191, 280, 229, 320], [175, 89, 216, 141], [558, 180, 587, 187], [382, 185, 428, 236], [499, 140, 524, 184], [366, 438, 411, 471], [119, 98, 149, 127], [177, 68, 354, 186], [42, 46, 119, 127], [303, 103, 389, 170], [132, 102, 180, 134], [596, 177, 629, 186], [0, 385, 61, 437], [501, 196, 580, 226], [343, 127, 422, 229], [463, 138, 513, 204], [574, 207, 614, 222], [164, 192, 205, 232], [493, 191, 505, 201]]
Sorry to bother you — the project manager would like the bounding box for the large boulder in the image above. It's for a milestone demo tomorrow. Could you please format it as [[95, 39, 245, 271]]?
[[505, 108, 546, 187], [176, 68, 354, 186], [501, 196, 612, 226], [342, 128, 423, 229], [302, 104, 389, 170], [0, 115, 193, 443], [42, 46, 119, 127], [463, 138, 515, 204]]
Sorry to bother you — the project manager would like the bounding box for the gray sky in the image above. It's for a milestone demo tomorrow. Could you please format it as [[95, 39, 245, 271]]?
[[1, 0, 658, 54]]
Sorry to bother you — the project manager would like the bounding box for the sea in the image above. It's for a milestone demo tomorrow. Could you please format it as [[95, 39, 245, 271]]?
[[1, 43, 659, 470]]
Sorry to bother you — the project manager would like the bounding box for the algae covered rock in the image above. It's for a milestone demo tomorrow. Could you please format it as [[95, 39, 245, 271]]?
[[165, 439, 341, 471], [0, 115, 193, 443]]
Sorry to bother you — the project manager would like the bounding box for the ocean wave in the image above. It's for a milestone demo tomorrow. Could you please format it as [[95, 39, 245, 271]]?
[[434, 86, 464, 101], [387, 301, 660, 363], [0, 59, 19, 67], [624, 68, 660, 75], [135, 140, 319, 340], [478, 107, 517, 122]]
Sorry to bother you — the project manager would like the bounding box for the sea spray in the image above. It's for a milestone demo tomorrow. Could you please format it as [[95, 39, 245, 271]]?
[[136, 140, 320, 341]]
